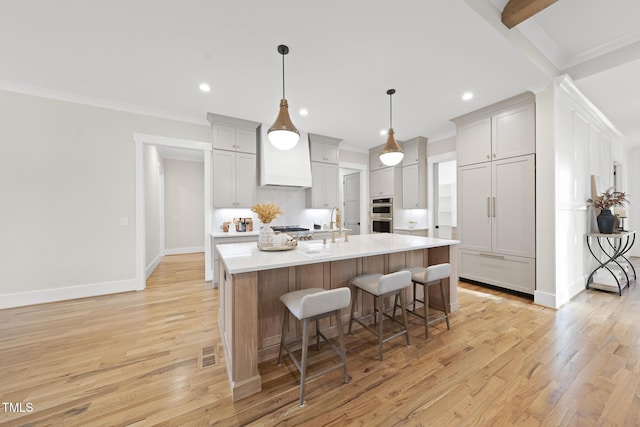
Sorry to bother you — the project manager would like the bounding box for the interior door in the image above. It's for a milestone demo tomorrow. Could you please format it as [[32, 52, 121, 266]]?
[[343, 172, 361, 235]]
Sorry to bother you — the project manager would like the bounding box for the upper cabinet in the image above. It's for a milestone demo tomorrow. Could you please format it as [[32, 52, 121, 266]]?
[[307, 134, 341, 208], [309, 133, 340, 164], [208, 113, 260, 208], [455, 96, 535, 166], [401, 137, 428, 208], [212, 150, 256, 208], [207, 113, 260, 154], [402, 137, 426, 166], [369, 144, 387, 171]]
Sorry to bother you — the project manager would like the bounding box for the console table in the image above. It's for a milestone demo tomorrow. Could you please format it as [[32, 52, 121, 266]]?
[[586, 230, 636, 295]]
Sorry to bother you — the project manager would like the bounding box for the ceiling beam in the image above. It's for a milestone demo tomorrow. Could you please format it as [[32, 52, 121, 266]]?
[[502, 0, 558, 29]]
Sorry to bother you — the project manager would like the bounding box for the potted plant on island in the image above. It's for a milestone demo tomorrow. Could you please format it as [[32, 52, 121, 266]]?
[[587, 188, 628, 234]]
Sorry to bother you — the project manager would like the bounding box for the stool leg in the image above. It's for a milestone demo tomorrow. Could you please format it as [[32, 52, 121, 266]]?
[[334, 309, 350, 384], [412, 281, 417, 312], [439, 279, 450, 330], [315, 319, 320, 351], [424, 284, 430, 340], [278, 309, 289, 366], [348, 287, 358, 335], [299, 318, 309, 407], [377, 295, 384, 360], [399, 291, 410, 347]]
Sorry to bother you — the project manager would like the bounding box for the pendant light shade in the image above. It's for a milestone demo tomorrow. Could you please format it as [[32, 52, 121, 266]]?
[[268, 45, 300, 150], [379, 89, 404, 166]]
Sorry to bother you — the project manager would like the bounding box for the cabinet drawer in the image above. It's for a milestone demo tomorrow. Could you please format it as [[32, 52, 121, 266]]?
[[459, 249, 535, 294]]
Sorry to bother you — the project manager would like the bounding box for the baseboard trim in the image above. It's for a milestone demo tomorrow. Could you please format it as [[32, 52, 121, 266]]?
[[0, 278, 139, 309], [146, 255, 161, 279], [534, 290, 558, 309], [164, 246, 205, 256]]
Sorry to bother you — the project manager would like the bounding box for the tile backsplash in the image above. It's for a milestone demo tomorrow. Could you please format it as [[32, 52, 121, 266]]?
[[213, 187, 334, 231]]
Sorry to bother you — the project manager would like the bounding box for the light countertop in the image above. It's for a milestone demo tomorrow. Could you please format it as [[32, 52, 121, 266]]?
[[217, 233, 459, 274], [394, 226, 428, 231], [212, 231, 261, 238]]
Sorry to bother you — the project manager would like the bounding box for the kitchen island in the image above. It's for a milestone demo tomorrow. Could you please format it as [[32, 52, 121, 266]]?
[[216, 233, 459, 401]]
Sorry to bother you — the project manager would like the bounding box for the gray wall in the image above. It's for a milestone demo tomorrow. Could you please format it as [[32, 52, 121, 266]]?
[[0, 89, 210, 307]]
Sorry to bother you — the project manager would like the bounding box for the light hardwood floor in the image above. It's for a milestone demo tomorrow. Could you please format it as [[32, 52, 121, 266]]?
[[1, 253, 639, 426]]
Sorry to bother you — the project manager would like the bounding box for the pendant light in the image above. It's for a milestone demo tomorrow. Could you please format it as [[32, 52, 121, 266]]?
[[379, 88, 404, 166], [268, 44, 300, 150]]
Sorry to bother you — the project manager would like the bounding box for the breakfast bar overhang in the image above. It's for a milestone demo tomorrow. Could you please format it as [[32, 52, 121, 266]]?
[[216, 233, 460, 401]]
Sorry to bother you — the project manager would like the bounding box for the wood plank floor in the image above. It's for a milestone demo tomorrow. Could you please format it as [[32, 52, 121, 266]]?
[[1, 253, 639, 426]]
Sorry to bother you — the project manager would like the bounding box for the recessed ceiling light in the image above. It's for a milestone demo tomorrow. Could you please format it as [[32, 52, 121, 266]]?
[[299, 108, 308, 116], [199, 83, 211, 93], [380, 129, 387, 136], [462, 92, 474, 101]]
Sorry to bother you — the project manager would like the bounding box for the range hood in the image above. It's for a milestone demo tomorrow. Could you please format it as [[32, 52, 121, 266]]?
[[259, 128, 312, 188]]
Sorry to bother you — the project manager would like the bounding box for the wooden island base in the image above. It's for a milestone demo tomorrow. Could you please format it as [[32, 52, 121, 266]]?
[[218, 240, 456, 402]]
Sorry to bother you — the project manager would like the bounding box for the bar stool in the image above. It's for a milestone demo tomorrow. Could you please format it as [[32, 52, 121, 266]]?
[[278, 287, 351, 407], [348, 270, 412, 360], [402, 263, 451, 340]]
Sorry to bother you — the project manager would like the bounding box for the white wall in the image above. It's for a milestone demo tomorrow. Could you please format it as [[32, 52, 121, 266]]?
[[164, 159, 204, 254], [0, 90, 210, 308], [536, 76, 631, 308], [630, 148, 640, 257]]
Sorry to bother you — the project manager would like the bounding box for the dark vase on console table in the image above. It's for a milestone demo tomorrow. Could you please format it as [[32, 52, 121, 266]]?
[[597, 209, 615, 234]]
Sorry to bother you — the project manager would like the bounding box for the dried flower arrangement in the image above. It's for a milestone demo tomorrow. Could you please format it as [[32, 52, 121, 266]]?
[[587, 188, 628, 210], [251, 203, 283, 224]]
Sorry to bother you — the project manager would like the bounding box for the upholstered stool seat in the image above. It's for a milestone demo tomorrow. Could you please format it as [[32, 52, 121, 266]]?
[[278, 287, 351, 406], [401, 263, 451, 340], [348, 270, 412, 360]]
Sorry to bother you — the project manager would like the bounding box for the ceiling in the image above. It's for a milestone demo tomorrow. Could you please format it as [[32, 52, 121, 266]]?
[[1, 0, 639, 154]]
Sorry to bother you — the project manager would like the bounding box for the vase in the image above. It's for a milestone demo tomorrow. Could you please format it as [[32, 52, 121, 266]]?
[[597, 209, 615, 234], [258, 224, 274, 248]]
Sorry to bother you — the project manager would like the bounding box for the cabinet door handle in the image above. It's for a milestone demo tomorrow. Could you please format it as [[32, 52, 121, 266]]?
[[487, 197, 491, 218], [486, 154, 490, 159], [479, 252, 505, 260], [493, 197, 496, 218]]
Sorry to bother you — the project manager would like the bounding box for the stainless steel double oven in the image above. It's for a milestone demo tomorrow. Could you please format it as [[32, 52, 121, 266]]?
[[370, 197, 393, 233]]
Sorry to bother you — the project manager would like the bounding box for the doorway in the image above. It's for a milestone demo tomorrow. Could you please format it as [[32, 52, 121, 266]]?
[[433, 159, 457, 239], [134, 133, 212, 291], [343, 172, 361, 235]]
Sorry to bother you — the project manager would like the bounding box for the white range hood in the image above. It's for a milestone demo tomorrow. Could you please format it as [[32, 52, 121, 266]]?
[[259, 128, 312, 188]]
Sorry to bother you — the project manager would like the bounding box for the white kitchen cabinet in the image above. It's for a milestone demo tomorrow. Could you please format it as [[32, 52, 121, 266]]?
[[457, 163, 492, 253], [457, 154, 535, 293], [457, 117, 492, 166], [458, 155, 535, 257], [307, 162, 339, 208], [394, 228, 428, 237], [401, 136, 427, 166], [402, 164, 423, 208], [458, 249, 536, 295], [213, 150, 256, 208], [456, 97, 535, 166], [492, 155, 535, 257], [370, 167, 397, 197], [309, 133, 340, 164], [401, 137, 427, 208], [453, 92, 536, 295], [207, 113, 260, 154], [369, 144, 387, 171]]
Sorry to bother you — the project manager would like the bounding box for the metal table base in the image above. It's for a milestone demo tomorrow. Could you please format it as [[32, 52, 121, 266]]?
[[586, 230, 636, 295]]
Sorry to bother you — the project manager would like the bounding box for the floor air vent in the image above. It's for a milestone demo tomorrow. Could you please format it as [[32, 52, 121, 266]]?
[[201, 345, 216, 368]]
